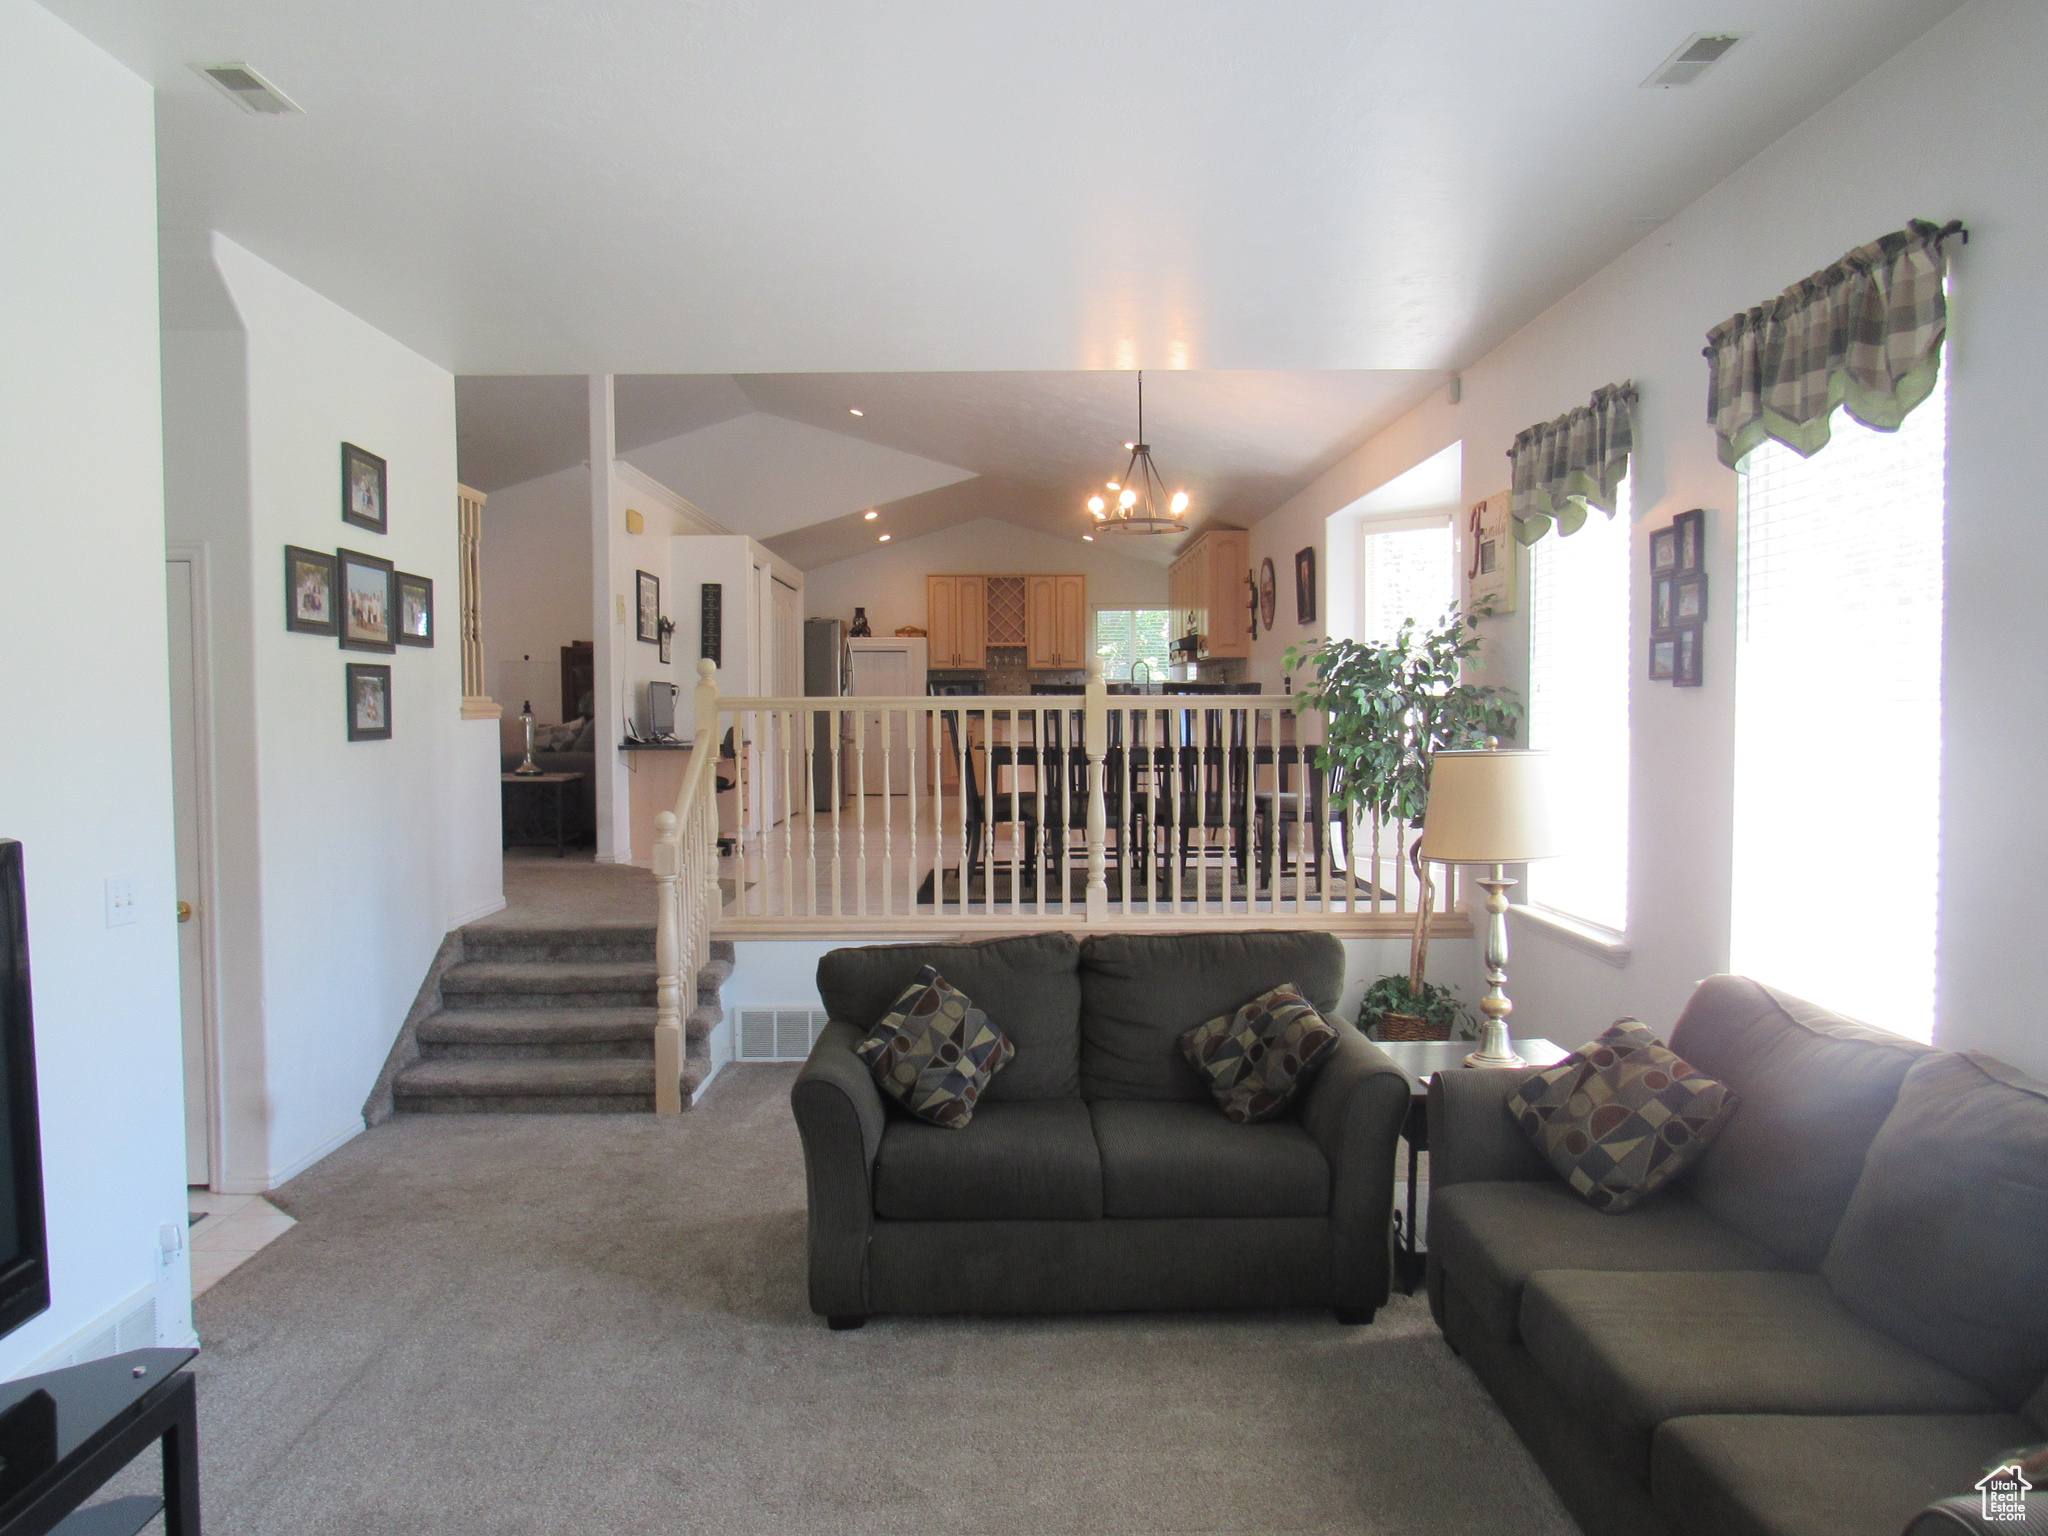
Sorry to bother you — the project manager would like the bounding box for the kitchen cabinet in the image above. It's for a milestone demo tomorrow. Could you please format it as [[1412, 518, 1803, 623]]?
[[926, 574, 987, 669], [1026, 574, 1088, 669], [1167, 528, 1250, 659]]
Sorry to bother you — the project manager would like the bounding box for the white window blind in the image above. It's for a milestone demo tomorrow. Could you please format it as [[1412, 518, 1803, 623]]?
[[1733, 374, 1946, 1041], [1093, 609, 1173, 680], [1359, 520, 1454, 644], [1525, 481, 1632, 933]]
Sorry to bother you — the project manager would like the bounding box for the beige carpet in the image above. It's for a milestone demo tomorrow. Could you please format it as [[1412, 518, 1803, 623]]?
[[169, 1066, 1579, 1535]]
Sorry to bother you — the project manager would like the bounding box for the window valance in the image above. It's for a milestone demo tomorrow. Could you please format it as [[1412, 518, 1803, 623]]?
[[1704, 218, 1965, 469], [1508, 382, 1637, 545]]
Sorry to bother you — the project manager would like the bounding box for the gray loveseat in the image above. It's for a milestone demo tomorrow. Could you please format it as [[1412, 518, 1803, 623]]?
[[791, 930, 1411, 1327], [1427, 975, 2048, 1536]]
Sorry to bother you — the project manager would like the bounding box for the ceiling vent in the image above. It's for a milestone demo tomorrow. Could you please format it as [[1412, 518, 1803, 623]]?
[[192, 62, 302, 115], [1643, 32, 1746, 88]]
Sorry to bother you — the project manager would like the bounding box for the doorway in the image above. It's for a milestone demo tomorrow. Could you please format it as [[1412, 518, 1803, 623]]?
[[166, 553, 218, 1187]]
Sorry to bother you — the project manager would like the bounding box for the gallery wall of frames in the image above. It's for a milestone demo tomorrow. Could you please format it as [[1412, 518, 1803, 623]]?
[[282, 443, 436, 741]]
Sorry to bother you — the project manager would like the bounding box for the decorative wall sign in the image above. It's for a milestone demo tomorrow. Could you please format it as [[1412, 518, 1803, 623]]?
[[285, 546, 338, 636], [396, 572, 433, 647], [636, 571, 661, 644], [1465, 491, 1518, 614], [1294, 546, 1317, 625], [342, 443, 387, 534], [338, 548, 397, 653], [700, 583, 723, 666], [346, 663, 392, 741]]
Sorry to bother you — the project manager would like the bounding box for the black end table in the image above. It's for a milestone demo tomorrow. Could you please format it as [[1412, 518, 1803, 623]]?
[[0, 1347, 200, 1536], [1374, 1038, 1566, 1295], [501, 772, 582, 857]]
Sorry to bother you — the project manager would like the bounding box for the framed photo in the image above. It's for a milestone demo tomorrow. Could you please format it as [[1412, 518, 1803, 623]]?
[[1675, 573, 1708, 627], [1650, 636, 1676, 680], [342, 443, 387, 534], [1673, 507, 1706, 574], [1465, 491, 1518, 614], [345, 663, 392, 741], [1259, 557, 1277, 631], [1652, 575, 1675, 638], [1675, 625, 1704, 688], [1650, 526, 1678, 575], [1294, 546, 1317, 625], [284, 546, 338, 636], [396, 572, 434, 647], [637, 570, 661, 645], [338, 548, 397, 653]]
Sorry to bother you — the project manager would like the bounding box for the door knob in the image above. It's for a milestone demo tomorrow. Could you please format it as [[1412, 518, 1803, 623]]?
[[177, 900, 193, 923]]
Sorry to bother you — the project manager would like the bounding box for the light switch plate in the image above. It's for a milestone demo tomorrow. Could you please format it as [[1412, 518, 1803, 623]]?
[[105, 876, 138, 927]]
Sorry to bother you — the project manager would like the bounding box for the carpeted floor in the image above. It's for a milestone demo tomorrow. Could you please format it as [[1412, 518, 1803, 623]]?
[[162, 1065, 1577, 1535]]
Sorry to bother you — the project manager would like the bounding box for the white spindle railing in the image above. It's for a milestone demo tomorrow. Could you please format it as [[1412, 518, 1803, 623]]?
[[701, 659, 1466, 940], [651, 659, 723, 1114]]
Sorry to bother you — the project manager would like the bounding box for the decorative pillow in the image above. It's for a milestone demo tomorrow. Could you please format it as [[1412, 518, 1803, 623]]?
[[1178, 983, 1342, 1124], [855, 966, 1013, 1129], [1508, 1019, 1738, 1212]]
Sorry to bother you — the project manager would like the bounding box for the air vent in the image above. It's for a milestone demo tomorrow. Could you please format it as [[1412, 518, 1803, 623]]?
[[192, 61, 303, 115], [1643, 32, 1746, 88], [737, 1008, 829, 1061]]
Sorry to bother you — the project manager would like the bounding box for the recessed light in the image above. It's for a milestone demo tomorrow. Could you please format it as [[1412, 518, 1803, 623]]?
[[878, 533, 891, 542], [1082, 534, 1094, 542], [848, 408, 864, 417], [863, 510, 878, 520]]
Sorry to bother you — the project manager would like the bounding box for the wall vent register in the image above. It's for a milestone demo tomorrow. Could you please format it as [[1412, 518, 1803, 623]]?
[[1642, 32, 1745, 89], [738, 1009, 831, 1062], [192, 62, 304, 114]]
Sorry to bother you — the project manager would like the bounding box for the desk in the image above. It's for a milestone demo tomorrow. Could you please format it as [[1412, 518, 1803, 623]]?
[[1374, 1038, 1567, 1294], [0, 1348, 200, 1536], [501, 772, 582, 857]]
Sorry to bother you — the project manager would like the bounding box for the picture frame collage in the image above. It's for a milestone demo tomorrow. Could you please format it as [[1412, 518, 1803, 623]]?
[[283, 443, 435, 742], [1649, 507, 1706, 688]]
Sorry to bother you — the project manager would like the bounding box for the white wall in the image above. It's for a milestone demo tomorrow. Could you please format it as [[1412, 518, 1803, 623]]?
[[803, 518, 1167, 635], [480, 462, 592, 728], [1250, 0, 2048, 1076], [0, 0, 192, 1367], [162, 233, 503, 1189]]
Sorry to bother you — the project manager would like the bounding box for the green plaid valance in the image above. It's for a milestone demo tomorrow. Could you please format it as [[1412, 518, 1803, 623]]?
[[1705, 219, 1964, 469], [1508, 382, 1636, 545]]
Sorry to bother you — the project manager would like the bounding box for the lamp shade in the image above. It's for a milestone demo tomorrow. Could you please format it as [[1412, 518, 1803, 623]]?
[[1418, 748, 1562, 864]]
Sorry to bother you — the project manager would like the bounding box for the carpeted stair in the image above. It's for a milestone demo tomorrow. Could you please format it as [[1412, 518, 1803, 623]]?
[[392, 926, 733, 1113]]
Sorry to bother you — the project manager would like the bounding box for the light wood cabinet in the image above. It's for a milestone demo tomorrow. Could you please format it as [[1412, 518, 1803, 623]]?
[[925, 574, 987, 669], [1025, 574, 1088, 669], [1167, 528, 1250, 659]]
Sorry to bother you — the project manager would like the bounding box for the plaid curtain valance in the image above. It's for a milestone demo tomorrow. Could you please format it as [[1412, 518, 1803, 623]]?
[[1507, 382, 1637, 545], [1704, 219, 1965, 469]]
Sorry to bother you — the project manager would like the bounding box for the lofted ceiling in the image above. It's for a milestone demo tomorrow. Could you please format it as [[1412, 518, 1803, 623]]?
[[48, 0, 1959, 378], [456, 369, 1442, 567]]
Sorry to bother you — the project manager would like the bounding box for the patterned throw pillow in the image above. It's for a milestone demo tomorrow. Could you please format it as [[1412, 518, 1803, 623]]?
[[1179, 983, 1342, 1124], [1508, 1019, 1738, 1212], [855, 966, 1014, 1129]]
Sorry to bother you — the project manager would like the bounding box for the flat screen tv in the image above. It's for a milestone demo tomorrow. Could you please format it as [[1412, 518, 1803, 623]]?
[[0, 843, 49, 1339]]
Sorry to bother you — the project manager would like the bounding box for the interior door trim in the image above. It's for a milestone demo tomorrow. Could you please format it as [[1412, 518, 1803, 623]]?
[[166, 544, 225, 1191]]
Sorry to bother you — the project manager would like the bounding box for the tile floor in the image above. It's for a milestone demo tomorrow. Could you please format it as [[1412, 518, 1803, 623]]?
[[188, 1190, 296, 1295]]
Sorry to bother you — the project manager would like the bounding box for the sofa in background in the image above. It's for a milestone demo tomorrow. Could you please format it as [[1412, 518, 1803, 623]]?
[[1427, 975, 2048, 1536], [792, 930, 1412, 1327]]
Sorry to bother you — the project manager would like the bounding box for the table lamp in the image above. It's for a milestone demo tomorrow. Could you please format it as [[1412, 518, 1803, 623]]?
[[1418, 746, 1561, 1068]]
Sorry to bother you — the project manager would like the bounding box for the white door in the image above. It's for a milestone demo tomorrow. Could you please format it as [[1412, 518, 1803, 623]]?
[[847, 645, 918, 794], [167, 558, 213, 1186]]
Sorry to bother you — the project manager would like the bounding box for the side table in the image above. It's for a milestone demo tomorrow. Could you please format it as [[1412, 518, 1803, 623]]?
[[1373, 1038, 1566, 1295], [501, 772, 582, 858], [0, 1347, 200, 1536]]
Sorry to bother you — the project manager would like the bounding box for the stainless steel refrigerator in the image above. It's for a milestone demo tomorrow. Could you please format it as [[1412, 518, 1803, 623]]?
[[803, 618, 848, 810]]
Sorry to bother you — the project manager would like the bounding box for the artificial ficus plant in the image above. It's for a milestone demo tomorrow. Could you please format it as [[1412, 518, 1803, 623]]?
[[1285, 605, 1522, 1027]]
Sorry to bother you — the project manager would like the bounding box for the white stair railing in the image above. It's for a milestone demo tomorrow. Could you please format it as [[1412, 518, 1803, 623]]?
[[652, 659, 722, 1114]]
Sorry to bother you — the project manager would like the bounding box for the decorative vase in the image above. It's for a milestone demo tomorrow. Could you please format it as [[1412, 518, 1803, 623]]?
[[850, 608, 871, 637]]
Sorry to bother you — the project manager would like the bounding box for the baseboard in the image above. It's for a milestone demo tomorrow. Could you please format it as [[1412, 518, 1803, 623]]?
[[261, 1118, 364, 1189], [21, 1284, 179, 1376], [448, 895, 507, 928], [690, 1055, 727, 1104]]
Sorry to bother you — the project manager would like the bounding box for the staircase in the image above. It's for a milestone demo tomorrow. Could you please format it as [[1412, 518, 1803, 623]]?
[[392, 926, 734, 1113]]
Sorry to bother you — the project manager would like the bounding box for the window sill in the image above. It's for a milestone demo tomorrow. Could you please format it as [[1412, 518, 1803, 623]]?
[[1510, 904, 1632, 968]]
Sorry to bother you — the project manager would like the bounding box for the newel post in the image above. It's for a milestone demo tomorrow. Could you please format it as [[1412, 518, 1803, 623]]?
[[694, 656, 719, 739], [1084, 654, 1108, 922], [652, 808, 684, 1115]]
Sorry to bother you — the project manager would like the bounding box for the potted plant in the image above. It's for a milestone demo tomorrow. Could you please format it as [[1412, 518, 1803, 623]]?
[[1285, 606, 1521, 1041]]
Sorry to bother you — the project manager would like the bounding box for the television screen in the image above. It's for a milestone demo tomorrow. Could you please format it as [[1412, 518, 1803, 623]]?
[[0, 842, 49, 1339]]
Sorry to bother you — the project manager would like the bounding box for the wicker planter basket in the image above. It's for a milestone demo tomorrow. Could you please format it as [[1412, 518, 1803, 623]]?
[[1374, 1012, 1453, 1043]]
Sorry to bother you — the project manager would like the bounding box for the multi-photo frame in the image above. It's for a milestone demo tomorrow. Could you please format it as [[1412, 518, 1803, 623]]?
[[1650, 509, 1709, 686]]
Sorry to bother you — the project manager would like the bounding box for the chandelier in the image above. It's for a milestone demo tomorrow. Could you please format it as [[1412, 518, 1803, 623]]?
[[1087, 371, 1189, 535]]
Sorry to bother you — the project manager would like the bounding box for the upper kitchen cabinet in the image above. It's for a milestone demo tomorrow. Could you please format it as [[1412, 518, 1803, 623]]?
[[1167, 528, 1250, 659], [926, 574, 987, 670], [1026, 574, 1088, 669]]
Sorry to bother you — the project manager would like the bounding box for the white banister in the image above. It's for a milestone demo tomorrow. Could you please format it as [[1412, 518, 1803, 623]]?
[[1084, 657, 1108, 922], [652, 658, 723, 1114]]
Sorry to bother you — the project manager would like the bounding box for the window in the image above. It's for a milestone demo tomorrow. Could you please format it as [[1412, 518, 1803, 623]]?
[[1093, 609, 1173, 680], [1732, 374, 1945, 1041], [1525, 481, 1632, 932], [1358, 519, 1454, 644]]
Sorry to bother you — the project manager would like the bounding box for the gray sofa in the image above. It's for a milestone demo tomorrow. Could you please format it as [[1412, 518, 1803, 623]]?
[[1427, 975, 2048, 1536], [791, 930, 1412, 1327]]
